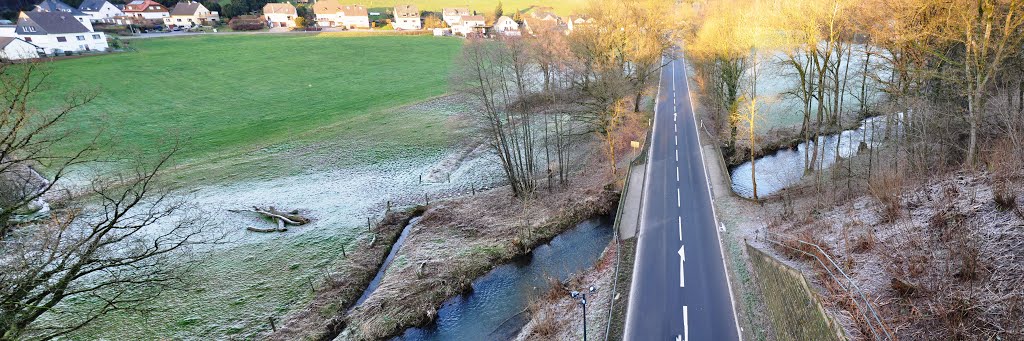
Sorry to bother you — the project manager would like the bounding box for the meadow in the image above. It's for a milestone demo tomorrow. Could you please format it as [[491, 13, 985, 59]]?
[[39, 34, 462, 181], [30, 33, 477, 339]]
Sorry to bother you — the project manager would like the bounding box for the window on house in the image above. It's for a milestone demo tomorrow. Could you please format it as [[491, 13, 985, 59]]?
[[77, 35, 85, 40], [57, 36, 67, 42], [22, 26, 36, 32], [93, 34, 101, 39]]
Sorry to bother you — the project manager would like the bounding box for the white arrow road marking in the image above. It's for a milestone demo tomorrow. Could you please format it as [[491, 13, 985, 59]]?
[[678, 245, 686, 287], [683, 306, 689, 341], [677, 216, 683, 241], [674, 112, 677, 121]]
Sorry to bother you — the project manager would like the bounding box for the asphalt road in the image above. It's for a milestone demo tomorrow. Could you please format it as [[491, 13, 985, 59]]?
[[623, 56, 741, 341]]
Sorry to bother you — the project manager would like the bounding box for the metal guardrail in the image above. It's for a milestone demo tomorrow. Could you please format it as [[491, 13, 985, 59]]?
[[762, 232, 893, 341]]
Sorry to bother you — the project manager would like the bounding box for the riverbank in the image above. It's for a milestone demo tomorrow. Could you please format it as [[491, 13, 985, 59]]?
[[268, 206, 425, 340], [339, 149, 619, 340]]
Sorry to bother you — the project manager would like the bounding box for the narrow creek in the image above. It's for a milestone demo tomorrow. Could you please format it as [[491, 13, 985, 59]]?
[[394, 216, 614, 341], [356, 216, 422, 306], [730, 113, 901, 198]]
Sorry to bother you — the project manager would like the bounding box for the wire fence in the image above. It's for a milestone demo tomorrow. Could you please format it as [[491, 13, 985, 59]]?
[[762, 232, 893, 341]]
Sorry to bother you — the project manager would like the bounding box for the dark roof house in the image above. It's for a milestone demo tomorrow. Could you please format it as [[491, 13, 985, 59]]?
[[15, 11, 91, 35], [78, 0, 109, 11], [33, 0, 85, 16]]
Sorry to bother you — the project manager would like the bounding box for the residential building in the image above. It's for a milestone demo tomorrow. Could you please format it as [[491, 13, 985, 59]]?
[[313, 1, 368, 29], [441, 7, 468, 27], [336, 4, 368, 28], [263, 3, 296, 28], [0, 36, 41, 60], [163, 1, 219, 28], [1, 11, 108, 55], [78, 0, 124, 23], [122, 0, 169, 20], [452, 14, 483, 35], [566, 15, 593, 32], [33, 0, 94, 31], [391, 4, 419, 30], [493, 15, 519, 36]]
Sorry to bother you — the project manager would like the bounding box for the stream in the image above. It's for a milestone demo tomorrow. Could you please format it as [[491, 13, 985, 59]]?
[[356, 216, 422, 306], [394, 216, 614, 341], [731, 114, 901, 198]]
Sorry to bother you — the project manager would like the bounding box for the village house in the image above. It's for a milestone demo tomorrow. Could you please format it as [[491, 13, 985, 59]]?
[[0, 11, 108, 55], [566, 15, 594, 32], [452, 14, 483, 36], [313, 1, 369, 29], [441, 7, 468, 27], [163, 1, 219, 28], [492, 15, 519, 36], [121, 0, 169, 20], [33, 0, 93, 32], [78, 0, 123, 23], [391, 4, 420, 30], [262, 3, 296, 28], [0, 36, 41, 60]]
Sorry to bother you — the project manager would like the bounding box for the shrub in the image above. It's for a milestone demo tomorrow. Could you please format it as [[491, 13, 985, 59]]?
[[229, 15, 265, 31], [993, 186, 1017, 212]]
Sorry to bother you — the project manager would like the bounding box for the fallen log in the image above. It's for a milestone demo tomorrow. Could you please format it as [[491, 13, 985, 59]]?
[[248, 218, 288, 233], [229, 206, 311, 226]]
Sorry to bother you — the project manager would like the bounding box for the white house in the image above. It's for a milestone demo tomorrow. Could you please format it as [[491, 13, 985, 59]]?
[[493, 15, 519, 36], [163, 1, 218, 28], [263, 2, 296, 28], [453, 15, 483, 36], [78, 0, 123, 23], [122, 0, 169, 20], [391, 4, 419, 30], [33, 0, 94, 32], [337, 5, 368, 28], [441, 7, 468, 27], [0, 37, 41, 60], [1, 11, 108, 55], [313, 1, 369, 29]]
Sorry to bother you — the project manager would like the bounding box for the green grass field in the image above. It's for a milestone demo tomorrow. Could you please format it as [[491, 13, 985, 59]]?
[[39, 34, 462, 180]]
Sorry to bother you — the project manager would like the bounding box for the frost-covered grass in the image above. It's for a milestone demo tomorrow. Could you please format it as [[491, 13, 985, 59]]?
[[59, 98, 507, 339], [747, 45, 890, 135]]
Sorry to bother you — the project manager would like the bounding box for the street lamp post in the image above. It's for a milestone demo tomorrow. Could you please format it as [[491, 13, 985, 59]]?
[[571, 285, 596, 341]]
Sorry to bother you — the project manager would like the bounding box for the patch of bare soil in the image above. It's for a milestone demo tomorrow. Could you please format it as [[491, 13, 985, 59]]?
[[765, 171, 1024, 340], [333, 146, 620, 340], [267, 206, 425, 341]]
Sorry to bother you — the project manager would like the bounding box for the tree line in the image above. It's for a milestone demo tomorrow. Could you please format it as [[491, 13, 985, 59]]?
[[454, 0, 681, 198], [686, 0, 1024, 198]]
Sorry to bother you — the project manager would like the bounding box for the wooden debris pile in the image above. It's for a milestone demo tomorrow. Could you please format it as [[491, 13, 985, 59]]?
[[229, 206, 311, 232]]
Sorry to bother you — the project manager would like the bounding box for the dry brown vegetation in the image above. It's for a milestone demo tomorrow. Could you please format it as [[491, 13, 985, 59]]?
[[267, 206, 425, 341], [341, 158, 618, 340]]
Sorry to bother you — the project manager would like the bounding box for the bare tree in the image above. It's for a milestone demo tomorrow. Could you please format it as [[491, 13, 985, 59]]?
[[454, 37, 540, 197], [0, 62, 214, 340]]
